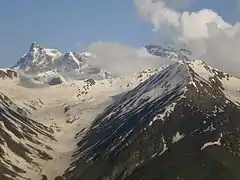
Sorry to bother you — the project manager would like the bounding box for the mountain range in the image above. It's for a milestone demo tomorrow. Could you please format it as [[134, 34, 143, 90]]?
[[13, 42, 110, 85], [0, 43, 240, 180]]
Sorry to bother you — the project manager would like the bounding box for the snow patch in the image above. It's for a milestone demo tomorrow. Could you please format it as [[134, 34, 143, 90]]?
[[201, 133, 223, 150], [172, 132, 185, 143], [150, 102, 177, 125]]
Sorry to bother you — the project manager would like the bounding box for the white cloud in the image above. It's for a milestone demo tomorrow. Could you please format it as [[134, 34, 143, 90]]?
[[193, 23, 240, 74], [135, 0, 180, 32], [237, 0, 240, 6], [87, 41, 171, 76], [135, 0, 230, 40], [134, 0, 240, 75]]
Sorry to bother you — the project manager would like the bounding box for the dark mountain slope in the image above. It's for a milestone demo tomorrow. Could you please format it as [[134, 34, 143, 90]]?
[[65, 60, 240, 180]]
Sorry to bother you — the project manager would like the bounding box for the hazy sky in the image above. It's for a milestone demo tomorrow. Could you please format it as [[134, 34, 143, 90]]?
[[0, 0, 240, 67]]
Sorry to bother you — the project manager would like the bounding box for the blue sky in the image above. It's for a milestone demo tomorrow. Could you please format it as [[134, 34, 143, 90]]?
[[0, 0, 239, 67]]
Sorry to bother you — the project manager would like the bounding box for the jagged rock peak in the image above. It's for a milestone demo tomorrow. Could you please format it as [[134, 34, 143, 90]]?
[[29, 42, 41, 52], [12, 42, 108, 84]]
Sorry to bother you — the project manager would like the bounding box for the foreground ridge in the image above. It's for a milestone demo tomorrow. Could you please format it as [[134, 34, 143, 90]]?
[[65, 60, 240, 180]]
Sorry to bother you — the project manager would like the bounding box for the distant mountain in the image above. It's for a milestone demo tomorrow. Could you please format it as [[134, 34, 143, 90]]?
[[65, 60, 240, 180], [145, 44, 192, 61], [13, 43, 110, 85], [12, 43, 193, 86]]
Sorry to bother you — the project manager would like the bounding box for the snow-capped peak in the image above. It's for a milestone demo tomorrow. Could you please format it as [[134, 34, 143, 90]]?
[[13, 42, 61, 72], [12, 43, 107, 85], [65, 59, 240, 180]]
